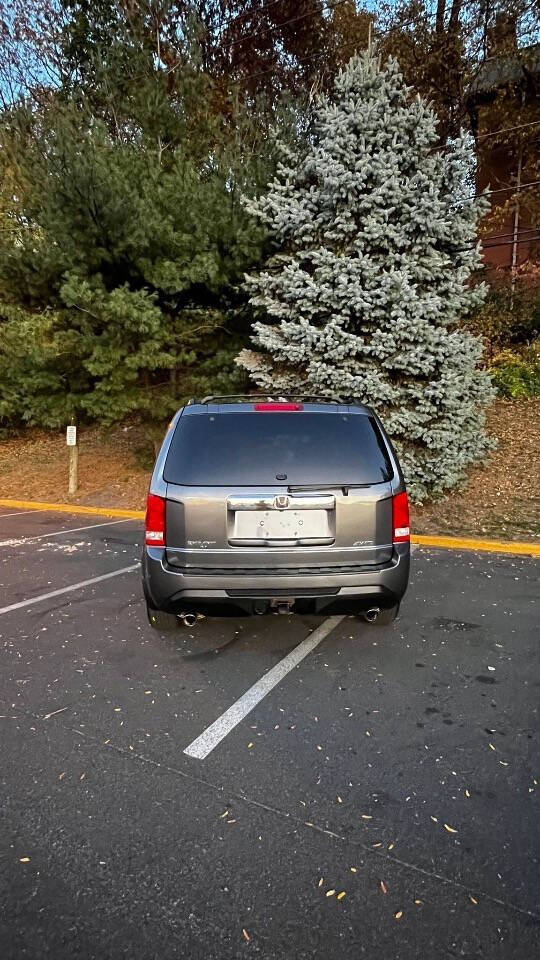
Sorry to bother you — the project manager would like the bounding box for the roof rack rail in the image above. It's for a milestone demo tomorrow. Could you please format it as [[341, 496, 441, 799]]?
[[199, 393, 345, 404]]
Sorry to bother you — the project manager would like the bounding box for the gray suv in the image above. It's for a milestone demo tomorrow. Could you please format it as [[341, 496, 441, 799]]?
[[142, 396, 410, 628]]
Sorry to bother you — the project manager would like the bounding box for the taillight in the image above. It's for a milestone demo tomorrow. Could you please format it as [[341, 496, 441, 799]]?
[[145, 493, 166, 547], [254, 402, 303, 411], [392, 491, 410, 543]]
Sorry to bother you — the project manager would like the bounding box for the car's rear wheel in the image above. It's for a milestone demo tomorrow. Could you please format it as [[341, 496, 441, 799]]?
[[146, 605, 179, 632], [361, 603, 399, 625]]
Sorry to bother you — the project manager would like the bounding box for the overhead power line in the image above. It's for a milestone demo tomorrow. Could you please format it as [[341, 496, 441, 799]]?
[[476, 119, 540, 141], [219, 0, 286, 33], [232, 0, 535, 84], [480, 234, 540, 249], [469, 179, 540, 199], [226, 0, 350, 50]]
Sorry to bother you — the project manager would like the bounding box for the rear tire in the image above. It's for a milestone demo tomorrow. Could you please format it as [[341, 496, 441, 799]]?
[[362, 604, 400, 625], [146, 605, 179, 632]]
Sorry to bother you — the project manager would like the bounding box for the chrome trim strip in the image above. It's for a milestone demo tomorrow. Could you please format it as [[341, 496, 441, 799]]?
[[227, 494, 335, 511]]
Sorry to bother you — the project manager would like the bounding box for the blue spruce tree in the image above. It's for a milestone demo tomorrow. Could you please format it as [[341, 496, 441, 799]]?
[[237, 53, 495, 500]]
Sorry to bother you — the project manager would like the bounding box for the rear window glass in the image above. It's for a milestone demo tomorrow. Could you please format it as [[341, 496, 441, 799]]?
[[164, 413, 392, 486]]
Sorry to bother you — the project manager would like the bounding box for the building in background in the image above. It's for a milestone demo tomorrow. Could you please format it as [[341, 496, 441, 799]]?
[[467, 15, 539, 274]]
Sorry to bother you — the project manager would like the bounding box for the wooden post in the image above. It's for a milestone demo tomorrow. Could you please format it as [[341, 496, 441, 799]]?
[[67, 417, 78, 495]]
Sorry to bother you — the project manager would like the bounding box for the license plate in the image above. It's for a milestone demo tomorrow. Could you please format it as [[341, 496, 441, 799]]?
[[233, 509, 330, 543]]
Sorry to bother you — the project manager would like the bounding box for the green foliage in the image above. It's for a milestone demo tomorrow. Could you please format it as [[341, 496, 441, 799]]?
[[0, 69, 272, 428], [490, 344, 540, 398], [466, 284, 540, 357]]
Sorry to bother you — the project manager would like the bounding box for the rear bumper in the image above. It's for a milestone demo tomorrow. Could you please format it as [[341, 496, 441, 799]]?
[[142, 543, 410, 617]]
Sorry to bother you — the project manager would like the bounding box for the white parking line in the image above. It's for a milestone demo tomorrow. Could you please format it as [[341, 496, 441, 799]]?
[[184, 615, 344, 760], [0, 517, 135, 546], [0, 563, 139, 615], [0, 510, 35, 518]]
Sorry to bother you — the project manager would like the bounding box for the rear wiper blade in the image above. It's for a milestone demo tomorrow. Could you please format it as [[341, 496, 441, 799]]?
[[287, 483, 372, 496]]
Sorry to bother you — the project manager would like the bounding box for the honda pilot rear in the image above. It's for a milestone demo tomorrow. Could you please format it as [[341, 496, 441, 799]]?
[[142, 396, 410, 628]]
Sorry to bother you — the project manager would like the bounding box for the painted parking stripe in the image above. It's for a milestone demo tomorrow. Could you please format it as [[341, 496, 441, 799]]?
[[0, 510, 37, 518], [0, 517, 135, 547], [184, 615, 344, 760], [0, 563, 139, 616]]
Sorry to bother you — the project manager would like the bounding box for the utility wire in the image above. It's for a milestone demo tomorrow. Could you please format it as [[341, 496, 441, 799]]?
[[225, 0, 350, 49], [219, 0, 287, 33], [476, 119, 540, 140], [235, 17, 534, 82], [225, 0, 496, 54]]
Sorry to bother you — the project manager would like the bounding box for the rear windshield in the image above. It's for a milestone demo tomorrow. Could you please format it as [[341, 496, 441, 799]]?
[[164, 412, 392, 486]]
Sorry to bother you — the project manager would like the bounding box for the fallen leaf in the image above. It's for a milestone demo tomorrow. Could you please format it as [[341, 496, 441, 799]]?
[[361, 814, 372, 820], [395, 910, 403, 920], [242, 928, 250, 942], [350, 867, 357, 873], [337, 796, 343, 803], [414, 899, 423, 905], [220, 810, 229, 819], [318, 877, 324, 887], [365, 731, 371, 736], [337, 891, 346, 901], [469, 895, 478, 905], [489, 743, 496, 751], [430, 816, 438, 822], [58, 772, 65, 780], [144, 690, 152, 695], [388, 843, 394, 851], [227, 819, 237, 824], [499, 761, 509, 766], [248, 742, 254, 749], [380, 881, 387, 894], [465, 789, 470, 798], [444, 824, 457, 834], [114, 707, 121, 712], [80, 773, 86, 781], [317, 745, 322, 751], [19, 857, 30, 863], [326, 889, 336, 897], [372, 843, 382, 848]]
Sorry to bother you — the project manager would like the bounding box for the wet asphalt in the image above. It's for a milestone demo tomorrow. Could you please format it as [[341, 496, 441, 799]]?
[[0, 507, 538, 959]]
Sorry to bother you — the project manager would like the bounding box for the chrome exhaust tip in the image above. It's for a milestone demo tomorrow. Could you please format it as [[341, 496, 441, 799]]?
[[181, 613, 197, 627], [364, 607, 380, 623]]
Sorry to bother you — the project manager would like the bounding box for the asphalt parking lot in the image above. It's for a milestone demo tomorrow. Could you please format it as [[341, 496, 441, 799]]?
[[0, 506, 538, 959]]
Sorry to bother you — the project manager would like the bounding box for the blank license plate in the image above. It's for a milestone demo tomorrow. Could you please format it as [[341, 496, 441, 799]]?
[[234, 509, 330, 542]]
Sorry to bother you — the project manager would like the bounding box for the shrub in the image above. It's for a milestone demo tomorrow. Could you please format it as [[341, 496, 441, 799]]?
[[490, 343, 540, 398]]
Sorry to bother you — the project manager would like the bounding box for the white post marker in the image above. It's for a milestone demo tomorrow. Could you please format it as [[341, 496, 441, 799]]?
[[184, 615, 344, 760], [67, 421, 78, 495]]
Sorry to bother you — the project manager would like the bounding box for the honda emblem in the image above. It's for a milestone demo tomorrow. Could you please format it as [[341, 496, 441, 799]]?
[[274, 494, 290, 510]]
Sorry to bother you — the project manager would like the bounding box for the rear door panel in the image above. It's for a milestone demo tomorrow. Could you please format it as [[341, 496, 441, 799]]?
[[165, 482, 393, 568]]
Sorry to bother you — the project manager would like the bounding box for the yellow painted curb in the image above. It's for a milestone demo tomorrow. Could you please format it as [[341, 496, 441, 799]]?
[[412, 533, 540, 557], [0, 499, 538, 556], [0, 498, 145, 521]]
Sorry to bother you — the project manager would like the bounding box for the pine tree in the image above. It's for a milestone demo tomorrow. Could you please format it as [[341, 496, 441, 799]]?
[[237, 53, 495, 501]]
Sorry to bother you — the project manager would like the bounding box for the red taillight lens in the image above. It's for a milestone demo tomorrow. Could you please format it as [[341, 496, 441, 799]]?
[[392, 491, 410, 543], [254, 402, 303, 411], [145, 493, 166, 547]]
